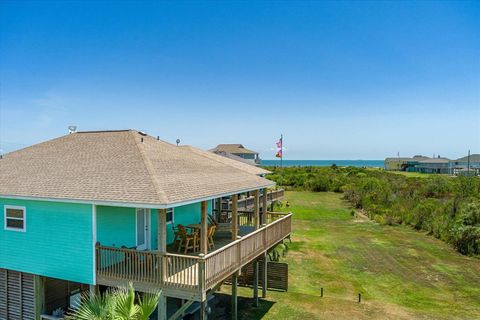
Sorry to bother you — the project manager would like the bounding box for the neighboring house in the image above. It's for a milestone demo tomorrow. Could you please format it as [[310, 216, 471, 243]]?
[[385, 157, 415, 171], [384, 155, 429, 171], [449, 154, 480, 176], [415, 157, 450, 174], [385, 153, 480, 175], [209, 144, 260, 165], [0, 130, 290, 320]]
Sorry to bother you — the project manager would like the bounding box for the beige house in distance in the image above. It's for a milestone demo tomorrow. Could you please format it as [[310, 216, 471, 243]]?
[[210, 144, 261, 166]]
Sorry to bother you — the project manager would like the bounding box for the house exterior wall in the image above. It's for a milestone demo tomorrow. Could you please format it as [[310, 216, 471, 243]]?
[[96, 201, 213, 251], [384, 159, 410, 171], [450, 161, 480, 169], [233, 153, 256, 160], [150, 201, 213, 249], [0, 198, 94, 285], [415, 163, 449, 174], [96, 206, 136, 248]]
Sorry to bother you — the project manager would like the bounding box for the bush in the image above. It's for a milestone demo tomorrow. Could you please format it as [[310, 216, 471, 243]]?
[[373, 214, 385, 224], [264, 165, 480, 255], [305, 176, 330, 192], [411, 200, 437, 231], [450, 225, 480, 255]]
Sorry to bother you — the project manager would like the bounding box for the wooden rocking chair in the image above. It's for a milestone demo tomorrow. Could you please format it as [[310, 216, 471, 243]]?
[[207, 225, 217, 250], [177, 224, 199, 254]]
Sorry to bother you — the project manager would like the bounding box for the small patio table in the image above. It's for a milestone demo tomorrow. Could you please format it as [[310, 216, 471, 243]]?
[[186, 223, 214, 231], [185, 223, 202, 231]]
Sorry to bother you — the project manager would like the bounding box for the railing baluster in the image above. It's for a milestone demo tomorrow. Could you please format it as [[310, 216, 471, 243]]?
[[95, 213, 291, 295]]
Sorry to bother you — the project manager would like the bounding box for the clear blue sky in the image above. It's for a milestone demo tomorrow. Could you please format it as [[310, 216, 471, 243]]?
[[1, 1, 479, 160]]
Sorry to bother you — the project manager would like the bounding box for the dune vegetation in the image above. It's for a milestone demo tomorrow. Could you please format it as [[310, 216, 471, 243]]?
[[221, 191, 480, 320], [266, 166, 480, 256]]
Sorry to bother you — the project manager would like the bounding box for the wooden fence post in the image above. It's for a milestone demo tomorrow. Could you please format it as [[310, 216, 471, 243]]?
[[262, 188, 268, 225], [232, 272, 238, 320], [262, 252, 267, 298], [254, 190, 260, 229], [232, 194, 239, 240], [199, 255, 207, 319], [253, 260, 259, 307], [201, 201, 208, 254]]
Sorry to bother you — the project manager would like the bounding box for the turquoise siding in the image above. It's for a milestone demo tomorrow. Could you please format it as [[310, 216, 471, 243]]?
[[96, 206, 136, 248], [0, 198, 94, 284], [96, 201, 213, 251], [151, 201, 213, 249]]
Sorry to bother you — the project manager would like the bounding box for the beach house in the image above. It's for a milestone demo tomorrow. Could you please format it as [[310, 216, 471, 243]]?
[[414, 157, 450, 174], [449, 154, 480, 176], [209, 144, 261, 165], [0, 130, 290, 320], [384, 155, 429, 171]]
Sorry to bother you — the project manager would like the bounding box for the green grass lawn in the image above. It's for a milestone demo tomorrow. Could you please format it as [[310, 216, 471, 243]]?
[[389, 171, 442, 178], [221, 191, 480, 319], [366, 168, 434, 178]]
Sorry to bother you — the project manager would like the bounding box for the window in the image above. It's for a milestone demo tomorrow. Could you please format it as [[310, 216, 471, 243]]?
[[4, 206, 26, 232], [166, 208, 174, 224]]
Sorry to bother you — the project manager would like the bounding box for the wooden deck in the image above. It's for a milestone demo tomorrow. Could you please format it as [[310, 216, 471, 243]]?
[[96, 212, 291, 301]]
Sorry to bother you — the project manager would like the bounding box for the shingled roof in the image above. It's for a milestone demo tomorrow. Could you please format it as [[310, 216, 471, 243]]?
[[0, 130, 274, 207], [181, 146, 270, 176], [454, 154, 480, 163], [209, 144, 258, 155]]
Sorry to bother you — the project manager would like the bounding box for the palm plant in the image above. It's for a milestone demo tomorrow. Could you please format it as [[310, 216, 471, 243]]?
[[268, 242, 288, 262], [65, 283, 161, 320]]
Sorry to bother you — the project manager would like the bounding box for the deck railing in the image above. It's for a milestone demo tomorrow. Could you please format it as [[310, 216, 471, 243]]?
[[217, 189, 285, 224], [266, 189, 285, 202], [96, 247, 162, 285], [222, 189, 284, 211], [204, 212, 290, 289], [96, 212, 291, 297]]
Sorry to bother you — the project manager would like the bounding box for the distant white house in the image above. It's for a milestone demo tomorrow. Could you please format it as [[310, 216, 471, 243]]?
[[210, 144, 261, 165], [449, 154, 480, 176]]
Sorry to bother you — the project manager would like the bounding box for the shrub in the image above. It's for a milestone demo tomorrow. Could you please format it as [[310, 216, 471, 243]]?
[[450, 225, 480, 255], [264, 165, 480, 255], [305, 176, 330, 192]]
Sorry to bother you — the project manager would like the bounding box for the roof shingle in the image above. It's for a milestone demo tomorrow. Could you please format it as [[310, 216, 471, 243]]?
[[0, 130, 274, 207], [209, 144, 258, 155]]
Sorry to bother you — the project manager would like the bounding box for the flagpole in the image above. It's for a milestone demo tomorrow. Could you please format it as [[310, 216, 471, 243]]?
[[280, 133, 283, 188]]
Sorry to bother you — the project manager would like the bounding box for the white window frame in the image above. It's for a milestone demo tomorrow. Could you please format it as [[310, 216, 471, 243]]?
[[4, 205, 26, 232], [166, 208, 174, 224]]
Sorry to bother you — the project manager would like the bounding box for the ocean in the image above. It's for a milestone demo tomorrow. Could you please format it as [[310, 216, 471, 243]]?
[[261, 159, 384, 168]]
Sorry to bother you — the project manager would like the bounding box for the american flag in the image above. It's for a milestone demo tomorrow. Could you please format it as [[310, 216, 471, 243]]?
[[275, 136, 283, 158]]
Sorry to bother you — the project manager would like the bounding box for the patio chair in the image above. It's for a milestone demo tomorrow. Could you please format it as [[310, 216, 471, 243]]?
[[172, 223, 180, 250], [177, 224, 199, 254], [208, 214, 218, 226], [207, 224, 217, 250]]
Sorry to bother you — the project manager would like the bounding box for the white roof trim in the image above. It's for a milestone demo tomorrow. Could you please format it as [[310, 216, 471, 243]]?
[[0, 182, 275, 209]]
